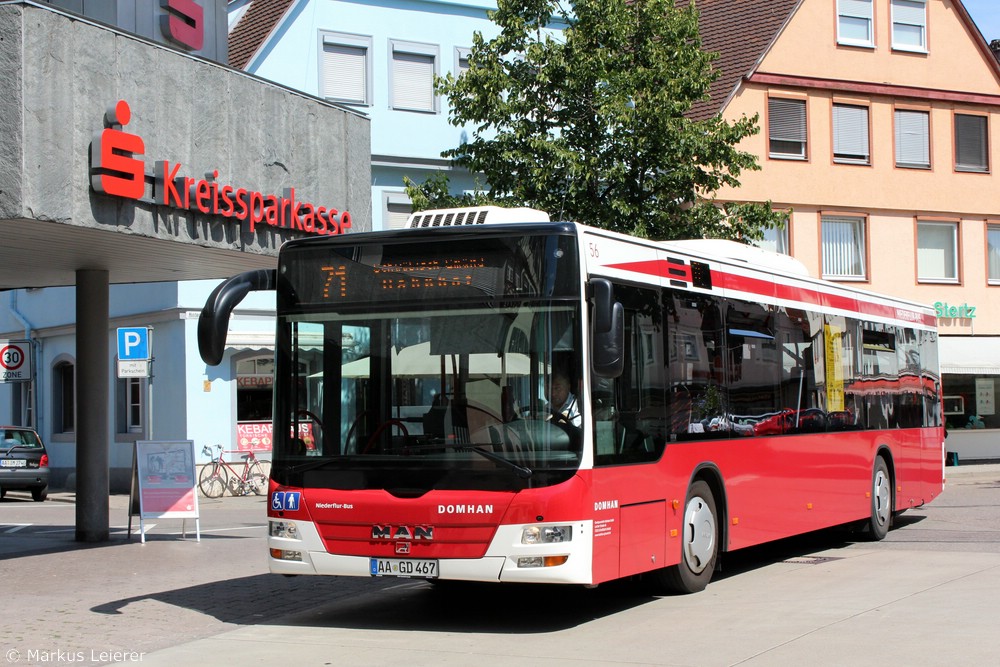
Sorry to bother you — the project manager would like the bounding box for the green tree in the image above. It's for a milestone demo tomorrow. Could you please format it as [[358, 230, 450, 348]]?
[[407, 0, 786, 241]]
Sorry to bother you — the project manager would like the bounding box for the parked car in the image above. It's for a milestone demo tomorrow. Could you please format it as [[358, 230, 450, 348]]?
[[0, 427, 49, 501]]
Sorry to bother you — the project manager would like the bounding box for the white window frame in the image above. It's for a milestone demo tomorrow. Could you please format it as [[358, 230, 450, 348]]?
[[768, 97, 807, 160], [833, 103, 871, 165], [455, 47, 471, 78], [988, 224, 1000, 285], [955, 113, 989, 173], [821, 215, 867, 280], [389, 39, 439, 113], [117, 377, 145, 434], [837, 0, 874, 48], [319, 31, 373, 107], [891, 0, 927, 53], [917, 221, 959, 283], [895, 109, 930, 169]]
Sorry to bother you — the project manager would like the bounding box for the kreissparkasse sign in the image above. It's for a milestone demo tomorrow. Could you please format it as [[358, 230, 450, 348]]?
[[90, 100, 352, 237]]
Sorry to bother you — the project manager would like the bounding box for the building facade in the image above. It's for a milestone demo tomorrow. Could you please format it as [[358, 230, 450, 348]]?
[[229, 0, 526, 230], [699, 0, 1000, 460], [0, 0, 371, 498]]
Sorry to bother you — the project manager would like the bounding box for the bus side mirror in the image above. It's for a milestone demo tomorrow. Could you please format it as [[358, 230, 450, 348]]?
[[590, 278, 624, 378], [198, 269, 276, 366]]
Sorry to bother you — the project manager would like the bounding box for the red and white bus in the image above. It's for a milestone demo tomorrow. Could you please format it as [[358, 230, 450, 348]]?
[[198, 206, 944, 593]]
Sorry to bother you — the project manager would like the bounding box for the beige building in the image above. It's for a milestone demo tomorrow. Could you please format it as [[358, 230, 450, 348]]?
[[696, 0, 1000, 460]]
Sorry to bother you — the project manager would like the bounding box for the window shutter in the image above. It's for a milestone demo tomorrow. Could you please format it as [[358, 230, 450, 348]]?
[[322, 42, 367, 104], [956, 114, 988, 172], [833, 104, 869, 162], [393, 51, 435, 111], [841, 0, 872, 18], [892, 0, 925, 26], [895, 110, 929, 167], [769, 98, 806, 157], [386, 202, 412, 230]]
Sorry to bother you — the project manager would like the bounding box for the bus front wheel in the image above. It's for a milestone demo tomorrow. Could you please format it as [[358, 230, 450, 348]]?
[[652, 480, 718, 594]]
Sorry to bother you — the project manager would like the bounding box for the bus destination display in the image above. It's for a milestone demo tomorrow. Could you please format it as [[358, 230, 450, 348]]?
[[321, 257, 487, 300]]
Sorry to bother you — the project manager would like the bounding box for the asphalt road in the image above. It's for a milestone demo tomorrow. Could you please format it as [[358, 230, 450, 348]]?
[[1, 466, 998, 666]]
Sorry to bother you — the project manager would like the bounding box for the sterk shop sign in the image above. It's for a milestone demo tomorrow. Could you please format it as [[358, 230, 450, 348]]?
[[90, 100, 352, 236]]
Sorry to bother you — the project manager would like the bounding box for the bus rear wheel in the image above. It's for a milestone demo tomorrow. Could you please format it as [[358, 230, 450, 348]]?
[[867, 456, 893, 541], [652, 480, 718, 594]]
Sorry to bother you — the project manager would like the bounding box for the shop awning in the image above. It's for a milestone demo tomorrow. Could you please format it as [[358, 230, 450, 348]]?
[[939, 337, 1000, 375], [225, 332, 275, 352]]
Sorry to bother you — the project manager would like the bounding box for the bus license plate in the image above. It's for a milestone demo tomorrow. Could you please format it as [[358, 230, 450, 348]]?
[[369, 557, 438, 578]]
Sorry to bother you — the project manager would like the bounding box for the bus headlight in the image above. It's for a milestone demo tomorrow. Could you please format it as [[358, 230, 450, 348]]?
[[521, 525, 572, 544], [269, 520, 299, 539]]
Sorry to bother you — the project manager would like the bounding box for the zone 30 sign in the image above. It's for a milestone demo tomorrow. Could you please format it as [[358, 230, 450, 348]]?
[[90, 100, 353, 237], [0, 340, 32, 383]]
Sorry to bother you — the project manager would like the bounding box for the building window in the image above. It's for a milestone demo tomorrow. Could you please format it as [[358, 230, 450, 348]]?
[[455, 47, 471, 77], [757, 224, 789, 255], [320, 32, 372, 106], [821, 215, 867, 280], [917, 221, 959, 283], [833, 103, 870, 164], [390, 40, 439, 113], [891, 0, 927, 52], [236, 356, 275, 422], [9, 383, 32, 428], [955, 114, 988, 173], [116, 378, 144, 434], [52, 360, 75, 433], [988, 224, 1000, 284], [837, 0, 874, 47], [895, 109, 930, 169], [383, 192, 413, 231], [768, 97, 807, 160]]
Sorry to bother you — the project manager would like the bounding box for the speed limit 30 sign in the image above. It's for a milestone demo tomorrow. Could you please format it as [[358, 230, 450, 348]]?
[[0, 340, 32, 383]]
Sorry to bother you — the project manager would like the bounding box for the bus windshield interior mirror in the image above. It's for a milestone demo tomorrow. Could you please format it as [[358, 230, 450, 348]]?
[[198, 269, 277, 366], [590, 278, 624, 378]]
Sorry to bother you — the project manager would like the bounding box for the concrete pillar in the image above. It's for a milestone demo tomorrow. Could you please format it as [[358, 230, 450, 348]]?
[[75, 269, 109, 542]]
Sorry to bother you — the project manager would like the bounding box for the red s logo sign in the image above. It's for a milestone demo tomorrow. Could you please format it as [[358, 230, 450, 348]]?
[[90, 100, 146, 200], [161, 0, 204, 51]]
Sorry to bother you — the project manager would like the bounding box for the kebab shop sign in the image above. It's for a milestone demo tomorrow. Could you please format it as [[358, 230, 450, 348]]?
[[237, 422, 313, 452], [90, 100, 352, 237]]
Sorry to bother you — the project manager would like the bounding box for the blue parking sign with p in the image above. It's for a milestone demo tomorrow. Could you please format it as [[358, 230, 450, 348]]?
[[117, 327, 149, 361]]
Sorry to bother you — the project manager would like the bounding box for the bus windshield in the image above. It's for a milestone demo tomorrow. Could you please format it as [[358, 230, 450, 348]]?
[[272, 231, 583, 493]]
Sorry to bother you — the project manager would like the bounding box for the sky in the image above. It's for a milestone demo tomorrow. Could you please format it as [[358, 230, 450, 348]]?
[[963, 0, 1000, 43]]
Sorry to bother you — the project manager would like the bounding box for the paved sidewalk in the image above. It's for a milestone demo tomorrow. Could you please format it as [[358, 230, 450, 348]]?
[[0, 493, 377, 665], [0, 464, 997, 666]]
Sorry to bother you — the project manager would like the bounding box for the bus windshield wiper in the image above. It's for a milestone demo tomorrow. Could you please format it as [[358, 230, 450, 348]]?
[[461, 445, 533, 479], [287, 458, 343, 474]]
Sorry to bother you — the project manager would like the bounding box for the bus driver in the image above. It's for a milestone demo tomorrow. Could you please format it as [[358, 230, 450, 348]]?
[[547, 369, 582, 427]]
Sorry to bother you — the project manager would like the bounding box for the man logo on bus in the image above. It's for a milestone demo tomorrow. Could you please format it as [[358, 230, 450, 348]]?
[[372, 525, 434, 540], [90, 100, 146, 200]]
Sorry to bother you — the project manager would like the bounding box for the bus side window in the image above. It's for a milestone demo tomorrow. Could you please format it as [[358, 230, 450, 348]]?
[[665, 290, 726, 441]]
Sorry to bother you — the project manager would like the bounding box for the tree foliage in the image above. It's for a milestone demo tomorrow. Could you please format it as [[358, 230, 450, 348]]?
[[406, 0, 786, 241]]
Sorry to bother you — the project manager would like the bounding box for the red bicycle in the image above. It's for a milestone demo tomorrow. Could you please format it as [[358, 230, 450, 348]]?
[[198, 445, 269, 498]]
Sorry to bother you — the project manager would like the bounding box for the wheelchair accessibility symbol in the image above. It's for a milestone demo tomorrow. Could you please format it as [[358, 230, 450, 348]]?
[[271, 491, 301, 511]]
